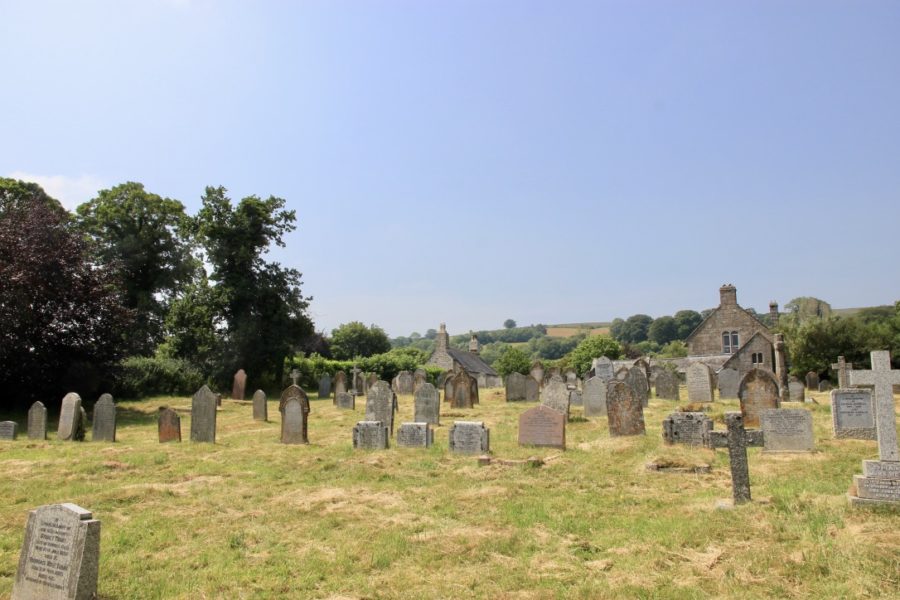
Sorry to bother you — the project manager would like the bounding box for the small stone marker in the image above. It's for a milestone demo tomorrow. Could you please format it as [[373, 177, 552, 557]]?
[[190, 385, 218, 443], [445, 370, 479, 409], [569, 389, 583, 407], [518, 405, 565, 449], [705, 412, 764, 504], [662, 412, 713, 447], [333, 371, 348, 400], [318, 374, 331, 399], [252, 390, 268, 421], [12, 503, 100, 600], [0, 421, 18, 440], [57, 393, 85, 441], [805, 371, 819, 391], [789, 379, 806, 402], [738, 369, 780, 428], [541, 379, 570, 419], [279, 384, 311, 443], [353, 421, 389, 450], [717, 368, 740, 399], [583, 376, 607, 417], [91, 394, 116, 443], [831, 389, 875, 440], [654, 369, 680, 401], [505, 372, 527, 401], [27, 402, 47, 441], [525, 376, 539, 402], [760, 409, 814, 452], [449, 421, 490, 454], [593, 356, 614, 381], [335, 392, 355, 410], [396, 422, 433, 448], [831, 356, 854, 389], [686, 363, 714, 402], [232, 369, 247, 400], [414, 383, 440, 425], [606, 380, 645, 436], [366, 381, 397, 435], [158, 407, 181, 443], [625, 366, 649, 407]]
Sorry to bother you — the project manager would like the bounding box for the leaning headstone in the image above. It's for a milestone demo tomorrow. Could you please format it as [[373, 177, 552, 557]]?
[[335, 392, 355, 410], [505, 372, 527, 401], [232, 369, 247, 400], [789, 380, 806, 403], [91, 394, 116, 443], [583, 376, 608, 417], [654, 370, 680, 401], [805, 371, 819, 391], [27, 402, 47, 441], [831, 389, 876, 440], [279, 385, 310, 443], [445, 370, 479, 409], [686, 363, 714, 402], [705, 412, 764, 504], [606, 380, 645, 436], [448, 421, 490, 454], [593, 356, 614, 381], [11, 503, 100, 600], [414, 383, 440, 425], [395, 371, 414, 395], [57, 393, 85, 442], [352, 421, 389, 450], [252, 390, 268, 422], [662, 412, 712, 447], [760, 409, 814, 452], [717, 368, 740, 399], [158, 407, 181, 443], [625, 366, 649, 408], [365, 381, 397, 435], [396, 422, 433, 448], [190, 385, 218, 443], [333, 371, 348, 400], [569, 389, 583, 407], [518, 405, 565, 449], [541, 379, 570, 419], [0, 421, 18, 440], [525, 376, 540, 402], [318, 374, 331, 399], [738, 369, 780, 428]]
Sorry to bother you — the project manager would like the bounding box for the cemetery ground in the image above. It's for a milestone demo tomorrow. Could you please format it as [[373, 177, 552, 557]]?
[[1, 390, 898, 599]]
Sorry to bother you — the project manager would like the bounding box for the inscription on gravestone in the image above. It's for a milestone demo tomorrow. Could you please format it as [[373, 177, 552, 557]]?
[[518, 405, 565, 449], [606, 380, 645, 436], [190, 385, 218, 443], [353, 421, 389, 450], [0, 421, 18, 440], [831, 389, 875, 440], [760, 409, 814, 453], [28, 402, 47, 441], [505, 372, 527, 401], [541, 379, 570, 419], [158, 408, 181, 443], [252, 390, 268, 422], [449, 421, 490, 454], [583, 376, 607, 417], [414, 383, 440, 425], [396, 422, 433, 448], [738, 369, 780, 428], [686, 363, 714, 402], [654, 369, 680, 401], [662, 412, 712, 447]]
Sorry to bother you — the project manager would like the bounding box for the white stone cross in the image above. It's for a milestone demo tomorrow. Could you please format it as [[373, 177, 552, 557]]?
[[849, 351, 900, 462], [289, 369, 300, 386], [831, 356, 853, 389]]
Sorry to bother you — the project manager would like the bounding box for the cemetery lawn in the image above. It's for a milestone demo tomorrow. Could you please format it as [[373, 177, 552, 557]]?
[[1, 390, 899, 599]]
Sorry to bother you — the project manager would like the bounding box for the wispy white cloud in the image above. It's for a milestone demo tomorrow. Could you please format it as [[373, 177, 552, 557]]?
[[6, 172, 107, 210]]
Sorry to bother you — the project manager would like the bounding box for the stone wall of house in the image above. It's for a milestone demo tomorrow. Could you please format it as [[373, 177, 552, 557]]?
[[426, 323, 455, 371], [725, 335, 774, 377], [688, 285, 771, 356]]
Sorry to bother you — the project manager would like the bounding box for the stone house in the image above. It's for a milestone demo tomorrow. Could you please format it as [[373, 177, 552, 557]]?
[[426, 324, 502, 388]]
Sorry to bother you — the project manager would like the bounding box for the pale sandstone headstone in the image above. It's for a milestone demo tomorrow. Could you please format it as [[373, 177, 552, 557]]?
[[654, 370, 680, 401], [625, 366, 649, 407], [190, 385, 217, 443], [158, 408, 181, 443], [565, 370, 578, 390], [232, 369, 247, 401], [760, 409, 814, 452], [353, 421, 389, 450], [366, 381, 397, 435], [593, 356, 614, 381], [738, 369, 780, 428], [279, 385, 310, 443], [57, 393, 85, 441], [252, 390, 268, 421], [686, 363, 714, 402], [541, 379, 570, 419], [449, 421, 490, 454], [518, 405, 565, 449], [614, 367, 629, 381], [831, 389, 876, 440], [333, 371, 348, 399], [394, 371, 414, 395], [27, 402, 47, 441], [396, 422, 433, 448], [606, 380, 645, 436], [662, 412, 712, 447], [0, 421, 18, 440], [569, 389, 583, 407], [505, 372, 527, 401], [90, 394, 116, 443], [583, 376, 607, 417], [414, 383, 440, 425], [717, 368, 740, 399], [530, 361, 544, 386]]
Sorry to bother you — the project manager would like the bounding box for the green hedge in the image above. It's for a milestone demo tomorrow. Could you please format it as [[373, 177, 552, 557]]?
[[286, 351, 444, 390], [115, 356, 206, 399]]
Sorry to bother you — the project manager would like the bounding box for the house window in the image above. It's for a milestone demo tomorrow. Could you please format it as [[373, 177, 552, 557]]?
[[722, 332, 731, 354], [752, 352, 764, 365], [731, 331, 739, 351]]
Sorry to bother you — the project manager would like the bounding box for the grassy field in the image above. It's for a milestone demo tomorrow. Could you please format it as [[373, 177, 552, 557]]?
[[1, 387, 898, 599], [545, 327, 610, 338]]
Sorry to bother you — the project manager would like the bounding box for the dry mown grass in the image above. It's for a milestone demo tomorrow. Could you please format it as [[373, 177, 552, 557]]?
[[0, 388, 898, 599]]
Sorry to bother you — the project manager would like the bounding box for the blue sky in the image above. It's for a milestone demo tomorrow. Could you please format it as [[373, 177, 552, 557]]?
[[3, 1, 899, 337]]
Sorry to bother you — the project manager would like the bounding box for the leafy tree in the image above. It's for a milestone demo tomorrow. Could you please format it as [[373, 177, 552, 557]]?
[[611, 314, 653, 344], [330, 322, 391, 360], [784, 297, 832, 325], [673, 310, 703, 339], [528, 334, 583, 360], [75, 182, 197, 354], [494, 346, 531, 377], [783, 316, 877, 377], [0, 177, 66, 216], [159, 273, 226, 372], [567, 336, 622, 376], [658, 340, 689, 358], [647, 316, 678, 345], [424, 329, 438, 339], [504, 319, 517, 329]]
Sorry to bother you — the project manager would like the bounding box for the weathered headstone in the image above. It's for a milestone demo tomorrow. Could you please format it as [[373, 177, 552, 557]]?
[[279, 384, 310, 443], [0, 421, 18, 440], [831, 356, 854, 390], [414, 383, 440, 425], [789, 379, 806, 403], [11, 503, 100, 600], [518, 405, 565, 449], [662, 412, 713, 447], [583, 376, 607, 417], [333, 371, 348, 400], [396, 422, 433, 448], [565, 370, 578, 390], [530, 361, 545, 386], [705, 412, 764, 504], [505, 372, 527, 401], [717, 368, 740, 399], [91, 394, 116, 443], [158, 407, 181, 443], [606, 380, 645, 436], [475, 372, 488, 389], [190, 385, 217, 443], [593, 356, 614, 381], [738, 369, 780, 428], [335, 392, 355, 410], [413, 369, 427, 394], [831, 389, 876, 440], [569, 389, 583, 407], [805, 371, 819, 391], [27, 402, 47, 441], [654, 369, 680, 401], [525, 376, 540, 402], [394, 371, 414, 395], [686, 363, 714, 402], [625, 366, 649, 408], [232, 369, 247, 401], [57, 393, 85, 442], [367, 372, 379, 390], [351, 367, 366, 396], [614, 367, 629, 381], [541, 379, 570, 419], [353, 421, 389, 450], [448, 421, 490, 454], [818, 380, 833, 392], [252, 390, 268, 421], [445, 370, 479, 409], [365, 381, 397, 435], [318, 374, 331, 399], [760, 409, 814, 452]]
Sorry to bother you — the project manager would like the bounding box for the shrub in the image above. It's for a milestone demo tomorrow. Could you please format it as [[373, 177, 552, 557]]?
[[116, 356, 205, 399]]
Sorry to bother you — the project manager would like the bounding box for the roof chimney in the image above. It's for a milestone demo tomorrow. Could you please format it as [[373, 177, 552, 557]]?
[[468, 331, 479, 355], [436, 323, 449, 352], [769, 301, 779, 325], [719, 284, 737, 307]]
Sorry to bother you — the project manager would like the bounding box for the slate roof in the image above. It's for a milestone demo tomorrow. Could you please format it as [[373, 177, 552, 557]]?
[[447, 347, 499, 377]]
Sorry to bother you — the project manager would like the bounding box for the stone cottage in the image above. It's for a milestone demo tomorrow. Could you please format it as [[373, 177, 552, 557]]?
[[426, 324, 502, 388]]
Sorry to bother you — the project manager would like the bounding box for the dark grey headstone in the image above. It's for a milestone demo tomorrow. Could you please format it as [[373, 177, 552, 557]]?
[[448, 421, 490, 455], [190, 385, 218, 443], [805, 371, 819, 391], [541, 379, 570, 418], [57, 393, 85, 442], [353, 421, 389, 450], [252, 389, 268, 422], [281, 397, 307, 444], [525, 376, 539, 402], [625, 366, 649, 408], [831, 389, 876, 440], [414, 383, 440, 425], [505, 372, 527, 401], [818, 380, 833, 392], [654, 370, 680, 401], [0, 421, 18, 440], [27, 402, 47, 441], [662, 412, 712, 447], [366, 381, 397, 435], [318, 375, 331, 399], [583, 376, 607, 417], [158, 408, 181, 443], [717, 368, 740, 399], [606, 380, 645, 436], [91, 394, 116, 443], [760, 408, 814, 452], [335, 392, 355, 410], [396, 422, 433, 448]]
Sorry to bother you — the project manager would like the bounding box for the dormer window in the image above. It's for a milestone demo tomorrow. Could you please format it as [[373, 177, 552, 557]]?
[[722, 331, 739, 354]]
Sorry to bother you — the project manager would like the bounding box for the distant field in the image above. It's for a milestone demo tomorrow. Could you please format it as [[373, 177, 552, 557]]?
[[546, 327, 610, 338]]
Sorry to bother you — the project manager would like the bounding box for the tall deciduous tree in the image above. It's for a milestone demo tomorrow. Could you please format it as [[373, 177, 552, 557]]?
[[330, 322, 391, 360]]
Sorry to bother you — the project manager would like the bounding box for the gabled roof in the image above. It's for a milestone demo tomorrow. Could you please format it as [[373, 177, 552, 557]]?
[[722, 332, 773, 370], [447, 347, 498, 377], [684, 304, 772, 344]]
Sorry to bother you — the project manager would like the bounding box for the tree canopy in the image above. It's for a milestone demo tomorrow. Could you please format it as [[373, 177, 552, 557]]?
[[330, 322, 392, 360]]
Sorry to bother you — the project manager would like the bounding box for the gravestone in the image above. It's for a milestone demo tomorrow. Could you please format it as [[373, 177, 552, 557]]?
[[0, 421, 18, 440], [738, 369, 780, 428], [649, 365, 665, 384], [394, 371, 414, 395], [214, 393, 222, 407], [232, 369, 247, 401], [366, 381, 397, 435], [351, 367, 367, 396], [27, 402, 47, 441], [831, 389, 876, 440], [333, 371, 348, 400], [831, 356, 854, 389], [318, 374, 331, 399], [367, 372, 379, 390], [805, 371, 819, 391], [634, 358, 650, 382], [396, 423, 433, 448], [525, 376, 540, 402], [654, 369, 680, 401], [11, 503, 100, 600], [606, 380, 645, 436], [279, 385, 310, 443], [530, 361, 544, 386], [252, 390, 268, 422], [190, 385, 218, 443], [91, 394, 116, 443], [541, 379, 570, 419], [760, 409, 814, 452], [686, 363, 714, 402], [335, 392, 355, 410], [565, 370, 578, 390], [414, 383, 440, 425], [818, 380, 833, 392], [518, 405, 565, 449], [789, 380, 806, 403], [593, 356, 614, 381], [158, 408, 181, 443], [583, 376, 607, 417], [717, 368, 740, 399], [505, 372, 527, 401], [445, 370, 479, 409], [353, 421, 389, 450], [413, 369, 427, 394], [448, 421, 490, 454], [662, 412, 712, 447], [705, 412, 764, 504], [625, 366, 649, 408], [847, 351, 900, 506], [614, 367, 629, 381], [57, 393, 85, 442], [569, 390, 583, 407], [476, 373, 488, 389]]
